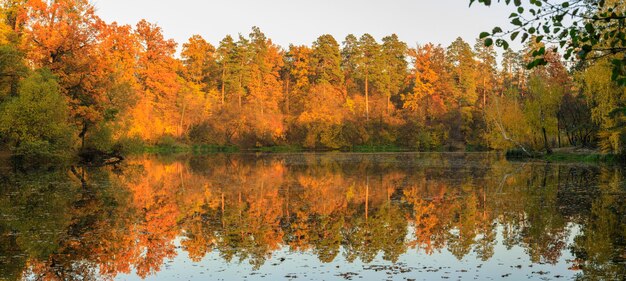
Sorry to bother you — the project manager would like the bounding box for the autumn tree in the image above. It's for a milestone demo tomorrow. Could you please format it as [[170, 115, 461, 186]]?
[[131, 19, 181, 141], [474, 39, 497, 108], [22, 0, 106, 147], [90, 22, 140, 151], [244, 27, 285, 145], [283, 44, 312, 116], [404, 44, 447, 120], [581, 58, 626, 153], [297, 83, 347, 148], [181, 35, 218, 93], [525, 49, 570, 153], [402, 43, 451, 150]]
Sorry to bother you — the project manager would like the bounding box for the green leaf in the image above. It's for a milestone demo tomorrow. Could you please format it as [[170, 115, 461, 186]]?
[[521, 33, 529, 43], [484, 38, 494, 47], [479, 32, 490, 39], [527, 58, 547, 69], [501, 40, 510, 50]]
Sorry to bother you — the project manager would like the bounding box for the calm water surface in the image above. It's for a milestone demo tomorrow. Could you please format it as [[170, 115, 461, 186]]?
[[0, 153, 624, 280]]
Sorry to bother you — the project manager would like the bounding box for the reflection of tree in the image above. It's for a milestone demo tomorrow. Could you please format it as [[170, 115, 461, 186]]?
[[570, 167, 626, 280], [0, 167, 139, 281], [0, 223, 25, 281], [519, 164, 569, 264], [404, 187, 442, 255], [371, 203, 407, 262], [308, 214, 343, 263], [447, 194, 479, 260], [474, 192, 496, 261], [1, 153, 624, 280]]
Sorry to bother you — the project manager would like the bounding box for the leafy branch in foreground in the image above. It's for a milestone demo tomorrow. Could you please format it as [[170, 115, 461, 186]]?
[[471, 0, 626, 84]]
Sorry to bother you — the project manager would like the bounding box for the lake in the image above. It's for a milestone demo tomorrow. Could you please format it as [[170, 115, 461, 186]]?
[[0, 153, 624, 280]]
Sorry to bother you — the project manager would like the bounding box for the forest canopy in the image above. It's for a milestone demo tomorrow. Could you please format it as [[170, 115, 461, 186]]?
[[0, 0, 624, 162]]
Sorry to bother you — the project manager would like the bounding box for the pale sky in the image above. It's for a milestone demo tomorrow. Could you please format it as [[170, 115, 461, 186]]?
[[93, 0, 518, 51]]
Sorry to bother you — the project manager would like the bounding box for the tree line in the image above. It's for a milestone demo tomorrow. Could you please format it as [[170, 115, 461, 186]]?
[[0, 0, 624, 161]]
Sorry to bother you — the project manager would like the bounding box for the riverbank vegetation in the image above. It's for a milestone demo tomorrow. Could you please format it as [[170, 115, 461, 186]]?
[[0, 0, 624, 164]]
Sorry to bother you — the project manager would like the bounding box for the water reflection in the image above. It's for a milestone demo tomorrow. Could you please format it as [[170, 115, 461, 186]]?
[[0, 153, 624, 280]]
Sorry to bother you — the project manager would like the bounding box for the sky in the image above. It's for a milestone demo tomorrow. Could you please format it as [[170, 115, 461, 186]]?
[[93, 0, 519, 51]]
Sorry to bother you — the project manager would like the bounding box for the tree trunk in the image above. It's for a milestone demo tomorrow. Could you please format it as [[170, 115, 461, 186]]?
[[221, 67, 226, 105], [285, 77, 290, 116], [365, 72, 369, 122], [9, 75, 18, 97], [557, 114, 561, 148], [365, 175, 369, 220], [386, 94, 390, 115], [79, 121, 88, 150], [542, 126, 552, 154], [179, 99, 187, 137], [482, 76, 486, 108], [238, 67, 243, 108]]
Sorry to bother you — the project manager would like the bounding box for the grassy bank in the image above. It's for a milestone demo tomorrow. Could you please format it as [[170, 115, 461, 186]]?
[[347, 145, 409, 152], [141, 144, 240, 154], [542, 153, 620, 163], [139, 143, 414, 154], [506, 147, 623, 164], [131, 141, 624, 165]]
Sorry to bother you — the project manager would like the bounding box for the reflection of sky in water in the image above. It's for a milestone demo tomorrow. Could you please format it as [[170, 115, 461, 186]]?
[[118, 225, 581, 281]]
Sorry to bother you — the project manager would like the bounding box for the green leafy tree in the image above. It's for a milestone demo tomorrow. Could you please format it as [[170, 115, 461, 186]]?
[[474, 39, 497, 108], [216, 35, 239, 105], [341, 34, 359, 95], [472, 0, 626, 84], [447, 37, 478, 145], [311, 34, 344, 87], [380, 34, 408, 113], [500, 48, 526, 92], [0, 70, 74, 160], [355, 34, 382, 122]]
